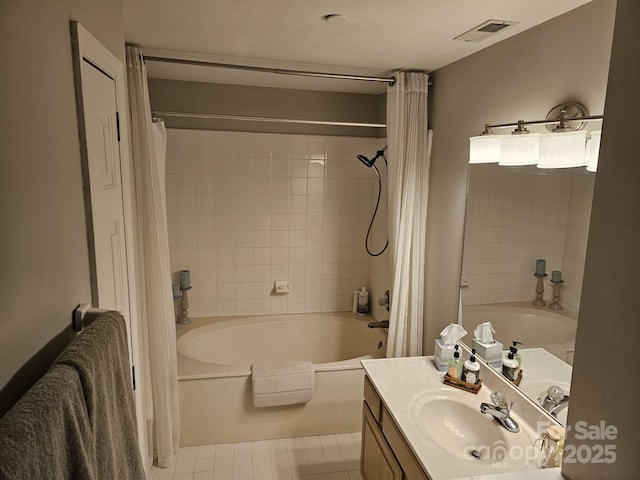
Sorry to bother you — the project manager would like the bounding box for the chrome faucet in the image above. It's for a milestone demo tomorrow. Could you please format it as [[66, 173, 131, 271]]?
[[540, 385, 570, 418], [367, 320, 389, 328], [480, 391, 520, 433]]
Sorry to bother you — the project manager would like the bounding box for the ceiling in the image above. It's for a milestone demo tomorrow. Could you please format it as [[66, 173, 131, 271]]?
[[123, 0, 594, 94]]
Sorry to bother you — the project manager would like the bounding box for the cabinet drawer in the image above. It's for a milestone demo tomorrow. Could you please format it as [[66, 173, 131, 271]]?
[[381, 406, 430, 480], [363, 375, 382, 422]]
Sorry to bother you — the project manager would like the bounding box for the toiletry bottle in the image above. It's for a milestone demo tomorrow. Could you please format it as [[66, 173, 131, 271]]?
[[511, 341, 522, 375], [447, 345, 464, 380], [502, 351, 519, 382], [462, 348, 480, 384], [357, 286, 369, 315], [352, 290, 358, 314]]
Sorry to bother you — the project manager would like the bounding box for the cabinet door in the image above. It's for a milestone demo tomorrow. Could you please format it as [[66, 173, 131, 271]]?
[[361, 403, 403, 480]]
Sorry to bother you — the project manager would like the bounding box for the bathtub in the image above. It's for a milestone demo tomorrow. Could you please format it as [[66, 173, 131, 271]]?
[[461, 302, 578, 365], [176, 312, 386, 445]]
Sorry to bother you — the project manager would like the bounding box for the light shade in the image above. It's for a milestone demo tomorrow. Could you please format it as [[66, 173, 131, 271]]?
[[499, 133, 540, 166], [537, 130, 587, 169], [585, 130, 602, 172], [469, 135, 502, 164]]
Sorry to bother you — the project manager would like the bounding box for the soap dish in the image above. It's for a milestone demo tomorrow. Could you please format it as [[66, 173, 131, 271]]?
[[443, 373, 483, 394]]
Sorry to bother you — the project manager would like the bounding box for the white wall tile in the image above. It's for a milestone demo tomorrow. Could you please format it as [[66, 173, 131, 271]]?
[[462, 164, 594, 312], [167, 129, 379, 317]]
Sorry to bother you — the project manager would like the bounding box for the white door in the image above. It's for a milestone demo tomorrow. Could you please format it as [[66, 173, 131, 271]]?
[[80, 59, 133, 368]]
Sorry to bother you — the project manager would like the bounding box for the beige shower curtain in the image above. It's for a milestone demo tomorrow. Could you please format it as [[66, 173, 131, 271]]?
[[126, 46, 180, 467], [386, 72, 432, 357]]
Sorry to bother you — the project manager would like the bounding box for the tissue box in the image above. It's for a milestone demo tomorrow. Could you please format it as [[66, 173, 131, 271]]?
[[472, 339, 503, 366], [432, 356, 449, 372], [434, 339, 455, 366]]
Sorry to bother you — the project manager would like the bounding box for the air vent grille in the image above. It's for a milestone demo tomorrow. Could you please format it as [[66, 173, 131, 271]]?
[[454, 19, 519, 42]]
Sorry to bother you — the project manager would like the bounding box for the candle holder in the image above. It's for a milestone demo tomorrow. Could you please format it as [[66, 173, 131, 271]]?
[[533, 273, 547, 306], [177, 286, 192, 325], [549, 280, 564, 310]]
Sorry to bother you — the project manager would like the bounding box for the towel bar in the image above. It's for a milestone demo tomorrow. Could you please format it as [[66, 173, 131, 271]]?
[[72, 303, 109, 332]]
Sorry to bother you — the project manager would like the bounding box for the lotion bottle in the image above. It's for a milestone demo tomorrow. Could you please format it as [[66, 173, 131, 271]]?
[[462, 348, 480, 384], [447, 345, 464, 380]]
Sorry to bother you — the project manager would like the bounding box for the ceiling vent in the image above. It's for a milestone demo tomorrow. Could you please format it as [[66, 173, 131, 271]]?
[[454, 19, 519, 42]]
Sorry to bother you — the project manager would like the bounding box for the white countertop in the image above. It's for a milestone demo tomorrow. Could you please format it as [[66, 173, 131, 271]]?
[[361, 356, 564, 480]]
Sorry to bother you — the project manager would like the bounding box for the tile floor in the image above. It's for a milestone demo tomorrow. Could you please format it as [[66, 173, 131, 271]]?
[[150, 432, 363, 480]]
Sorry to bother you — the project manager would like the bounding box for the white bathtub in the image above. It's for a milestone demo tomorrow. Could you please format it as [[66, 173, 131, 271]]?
[[176, 312, 386, 445], [461, 303, 578, 365]]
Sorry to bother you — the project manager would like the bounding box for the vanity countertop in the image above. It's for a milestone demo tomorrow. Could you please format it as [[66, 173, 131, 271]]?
[[361, 356, 563, 480]]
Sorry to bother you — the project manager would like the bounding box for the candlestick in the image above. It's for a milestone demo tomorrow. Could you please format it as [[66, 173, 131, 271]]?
[[549, 278, 564, 310], [533, 273, 547, 306], [177, 288, 192, 324]]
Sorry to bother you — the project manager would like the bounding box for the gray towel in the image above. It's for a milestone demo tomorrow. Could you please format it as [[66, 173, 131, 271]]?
[[251, 361, 314, 407], [0, 364, 97, 480], [55, 311, 145, 480]]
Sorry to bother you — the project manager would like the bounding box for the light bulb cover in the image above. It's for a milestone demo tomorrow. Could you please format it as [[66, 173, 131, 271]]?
[[537, 130, 587, 169], [586, 130, 602, 172], [469, 134, 503, 164], [499, 133, 541, 166]]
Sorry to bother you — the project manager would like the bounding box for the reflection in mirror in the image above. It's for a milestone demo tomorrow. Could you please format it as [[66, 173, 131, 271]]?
[[459, 163, 595, 426]]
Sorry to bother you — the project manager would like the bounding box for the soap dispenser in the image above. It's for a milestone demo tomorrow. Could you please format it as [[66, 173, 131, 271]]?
[[502, 351, 519, 382], [511, 341, 522, 375], [462, 348, 480, 384], [447, 345, 464, 380]]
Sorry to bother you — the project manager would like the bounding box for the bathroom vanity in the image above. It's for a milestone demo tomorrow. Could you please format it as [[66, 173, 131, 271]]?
[[360, 355, 566, 480]]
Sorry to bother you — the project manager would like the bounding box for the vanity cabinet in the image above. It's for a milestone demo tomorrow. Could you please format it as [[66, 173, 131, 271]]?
[[361, 376, 430, 480]]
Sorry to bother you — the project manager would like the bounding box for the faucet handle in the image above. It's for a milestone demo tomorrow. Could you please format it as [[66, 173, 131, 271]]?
[[490, 390, 508, 409]]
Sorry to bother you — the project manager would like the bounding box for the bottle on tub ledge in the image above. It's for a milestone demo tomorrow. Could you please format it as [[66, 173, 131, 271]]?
[[357, 286, 369, 315]]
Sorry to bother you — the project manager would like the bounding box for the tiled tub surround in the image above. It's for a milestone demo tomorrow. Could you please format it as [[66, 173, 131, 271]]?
[[166, 129, 383, 318], [462, 164, 594, 311]]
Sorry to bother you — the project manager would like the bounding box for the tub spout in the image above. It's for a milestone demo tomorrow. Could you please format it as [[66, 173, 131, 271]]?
[[368, 320, 389, 329]]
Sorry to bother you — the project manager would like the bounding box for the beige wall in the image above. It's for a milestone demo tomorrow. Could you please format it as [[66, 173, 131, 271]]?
[[0, 0, 125, 414], [563, 0, 640, 476], [425, 0, 616, 353], [148, 78, 386, 138]]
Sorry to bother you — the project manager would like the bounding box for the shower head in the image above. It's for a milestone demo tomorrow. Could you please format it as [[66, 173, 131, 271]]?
[[357, 148, 387, 168], [357, 154, 374, 167]]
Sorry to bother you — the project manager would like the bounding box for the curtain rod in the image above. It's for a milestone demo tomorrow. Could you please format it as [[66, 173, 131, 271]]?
[[152, 110, 386, 128], [144, 55, 397, 86]]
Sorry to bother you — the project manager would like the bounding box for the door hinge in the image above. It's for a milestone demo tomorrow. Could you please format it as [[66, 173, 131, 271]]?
[[116, 111, 121, 142], [132, 365, 136, 391]]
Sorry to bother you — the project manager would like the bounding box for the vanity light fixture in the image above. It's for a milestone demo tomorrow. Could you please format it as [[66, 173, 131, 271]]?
[[469, 102, 603, 170]]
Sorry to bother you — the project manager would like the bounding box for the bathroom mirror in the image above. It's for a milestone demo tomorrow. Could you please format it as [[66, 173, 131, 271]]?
[[458, 163, 596, 425]]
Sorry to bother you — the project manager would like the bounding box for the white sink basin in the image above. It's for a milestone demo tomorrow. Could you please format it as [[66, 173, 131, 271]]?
[[411, 389, 542, 473]]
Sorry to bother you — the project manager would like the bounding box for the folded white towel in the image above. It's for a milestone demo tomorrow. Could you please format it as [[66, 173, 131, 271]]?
[[251, 361, 314, 408]]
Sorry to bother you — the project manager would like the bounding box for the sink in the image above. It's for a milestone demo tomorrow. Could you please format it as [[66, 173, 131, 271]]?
[[411, 390, 542, 471], [420, 399, 507, 462]]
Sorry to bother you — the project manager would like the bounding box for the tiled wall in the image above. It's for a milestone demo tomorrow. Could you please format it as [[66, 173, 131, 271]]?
[[165, 129, 383, 318], [461, 164, 594, 312]]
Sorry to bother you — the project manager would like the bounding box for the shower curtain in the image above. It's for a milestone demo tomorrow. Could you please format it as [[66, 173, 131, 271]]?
[[126, 46, 180, 467], [386, 72, 432, 357]]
